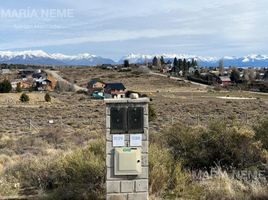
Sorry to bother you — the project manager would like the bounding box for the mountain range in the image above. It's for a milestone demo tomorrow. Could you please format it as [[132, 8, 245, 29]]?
[[120, 54, 268, 68], [0, 50, 115, 66], [0, 50, 268, 68]]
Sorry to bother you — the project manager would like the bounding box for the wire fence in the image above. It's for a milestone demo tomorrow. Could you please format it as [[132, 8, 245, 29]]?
[[0, 116, 102, 135], [150, 111, 262, 132]]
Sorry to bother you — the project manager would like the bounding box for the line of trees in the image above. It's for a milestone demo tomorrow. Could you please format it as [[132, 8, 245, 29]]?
[[152, 56, 198, 75], [172, 57, 198, 74]]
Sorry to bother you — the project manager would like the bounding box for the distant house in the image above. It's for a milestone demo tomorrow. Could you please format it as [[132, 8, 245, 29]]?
[[220, 76, 232, 87], [188, 66, 200, 75], [33, 78, 53, 91], [101, 64, 113, 69], [11, 80, 32, 90], [210, 70, 220, 76], [118, 67, 131, 72], [19, 68, 35, 78], [104, 83, 126, 99], [87, 79, 105, 95], [32, 72, 45, 79]]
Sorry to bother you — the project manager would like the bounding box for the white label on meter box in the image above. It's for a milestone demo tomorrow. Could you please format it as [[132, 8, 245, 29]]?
[[112, 135, 125, 147], [130, 134, 142, 147]]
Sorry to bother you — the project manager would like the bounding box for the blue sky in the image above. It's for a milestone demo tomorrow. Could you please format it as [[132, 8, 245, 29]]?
[[0, 0, 267, 60]]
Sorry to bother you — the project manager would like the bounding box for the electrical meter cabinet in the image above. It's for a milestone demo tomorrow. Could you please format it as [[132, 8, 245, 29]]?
[[114, 147, 142, 175]]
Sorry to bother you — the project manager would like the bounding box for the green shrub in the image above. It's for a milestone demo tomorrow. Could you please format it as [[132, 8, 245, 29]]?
[[46, 141, 105, 199], [44, 93, 51, 102], [254, 118, 268, 150], [149, 104, 157, 121], [0, 79, 12, 93], [163, 121, 267, 170], [6, 139, 105, 200], [20, 93, 30, 102]]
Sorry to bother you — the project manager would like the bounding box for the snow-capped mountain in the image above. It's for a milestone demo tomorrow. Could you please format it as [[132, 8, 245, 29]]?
[[0, 50, 114, 66], [222, 54, 268, 67], [119, 53, 268, 67], [0, 50, 268, 67]]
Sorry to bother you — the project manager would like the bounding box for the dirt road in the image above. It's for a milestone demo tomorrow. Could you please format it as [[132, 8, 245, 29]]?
[[149, 72, 213, 89], [45, 69, 88, 92]]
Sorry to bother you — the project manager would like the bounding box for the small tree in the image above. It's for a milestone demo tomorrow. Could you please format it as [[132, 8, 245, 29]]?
[[173, 57, 178, 72], [124, 59, 130, 68], [0, 79, 12, 93], [20, 93, 29, 102], [178, 59, 183, 72], [230, 67, 240, 83], [44, 93, 51, 102], [16, 82, 22, 93], [191, 58, 198, 67], [152, 56, 158, 66], [219, 59, 224, 76], [160, 56, 165, 65]]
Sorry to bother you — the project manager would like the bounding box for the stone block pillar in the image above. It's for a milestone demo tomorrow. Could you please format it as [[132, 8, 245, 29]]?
[[105, 98, 149, 200]]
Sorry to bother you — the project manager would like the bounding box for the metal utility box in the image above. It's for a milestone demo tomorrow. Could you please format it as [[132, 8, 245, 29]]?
[[114, 147, 142, 175], [128, 107, 144, 133], [110, 107, 127, 134], [110, 106, 144, 134]]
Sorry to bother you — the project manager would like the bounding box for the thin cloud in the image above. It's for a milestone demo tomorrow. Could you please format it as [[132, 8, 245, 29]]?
[[0, 0, 267, 57]]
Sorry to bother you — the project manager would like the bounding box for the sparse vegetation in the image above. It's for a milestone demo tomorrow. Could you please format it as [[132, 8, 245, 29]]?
[[1, 67, 268, 199]]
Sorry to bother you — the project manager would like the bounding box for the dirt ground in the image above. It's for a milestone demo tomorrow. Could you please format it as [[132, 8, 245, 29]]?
[[59, 67, 268, 130]]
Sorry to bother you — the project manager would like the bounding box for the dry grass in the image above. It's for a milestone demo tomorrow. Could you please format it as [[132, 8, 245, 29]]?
[[201, 168, 268, 200], [0, 93, 60, 106]]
